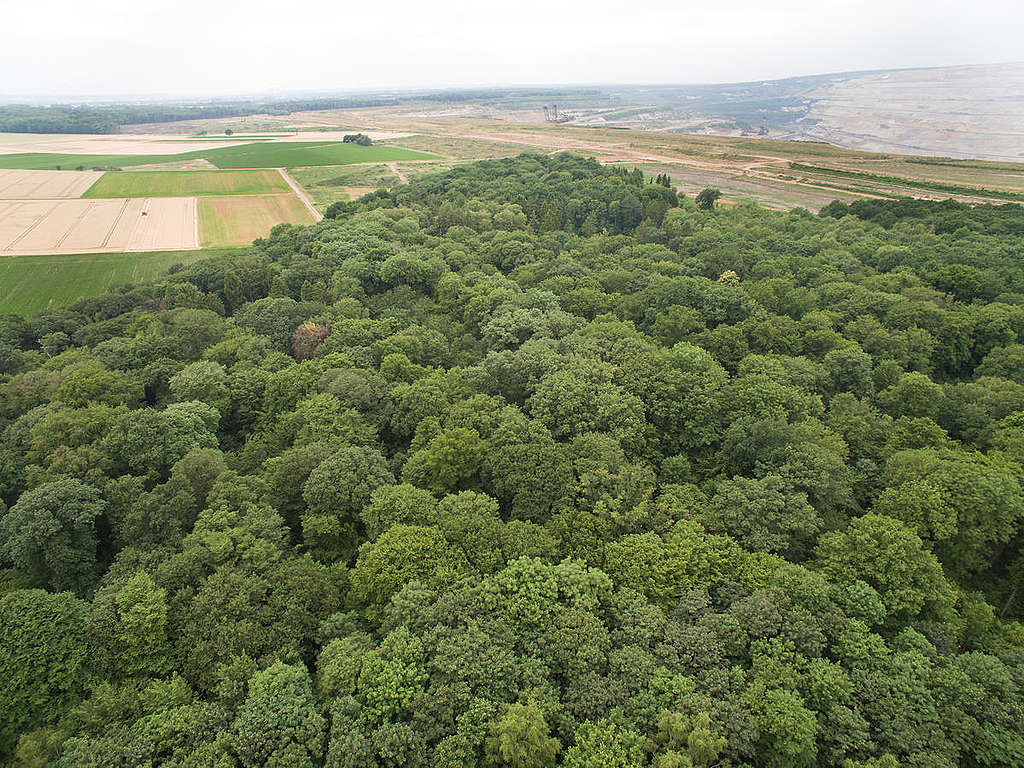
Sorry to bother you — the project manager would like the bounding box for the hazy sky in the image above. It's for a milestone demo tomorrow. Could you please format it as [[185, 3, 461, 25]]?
[[4, 0, 1022, 98]]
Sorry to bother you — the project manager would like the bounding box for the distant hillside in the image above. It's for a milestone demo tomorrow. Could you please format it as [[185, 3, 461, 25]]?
[[591, 63, 1024, 162], [6, 64, 1021, 160]]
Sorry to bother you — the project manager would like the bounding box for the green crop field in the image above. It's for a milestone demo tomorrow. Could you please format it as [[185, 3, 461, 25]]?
[[199, 195, 315, 246], [0, 141, 438, 170], [0, 248, 226, 316], [82, 169, 290, 198], [198, 141, 436, 169]]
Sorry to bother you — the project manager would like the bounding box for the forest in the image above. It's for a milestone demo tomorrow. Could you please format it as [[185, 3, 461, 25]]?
[[1, 153, 1024, 767], [0, 98, 400, 134], [0, 89, 600, 134]]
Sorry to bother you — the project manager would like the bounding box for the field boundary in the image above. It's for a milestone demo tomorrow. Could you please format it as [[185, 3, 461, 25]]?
[[277, 168, 322, 222]]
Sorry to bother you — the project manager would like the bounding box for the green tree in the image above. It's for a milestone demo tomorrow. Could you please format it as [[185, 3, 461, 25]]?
[[230, 662, 326, 768], [701, 474, 822, 559], [402, 427, 486, 495], [695, 188, 721, 210], [876, 447, 1024, 579], [651, 711, 726, 768], [0, 478, 106, 592], [359, 483, 439, 539], [348, 524, 469, 611], [113, 572, 173, 677], [746, 686, 818, 768], [484, 703, 560, 768], [302, 445, 394, 561], [562, 719, 645, 768], [0, 590, 91, 756], [878, 372, 945, 419], [102, 400, 220, 480], [814, 513, 955, 624], [168, 360, 230, 415]]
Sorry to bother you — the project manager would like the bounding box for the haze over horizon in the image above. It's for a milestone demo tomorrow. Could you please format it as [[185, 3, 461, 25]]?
[[4, 0, 1023, 99]]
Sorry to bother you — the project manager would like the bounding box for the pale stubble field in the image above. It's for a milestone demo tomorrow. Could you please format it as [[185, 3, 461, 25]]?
[[0, 169, 103, 199], [0, 196, 198, 255]]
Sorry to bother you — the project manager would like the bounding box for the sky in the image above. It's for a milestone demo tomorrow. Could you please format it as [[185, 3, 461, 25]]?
[[3, 0, 1023, 99]]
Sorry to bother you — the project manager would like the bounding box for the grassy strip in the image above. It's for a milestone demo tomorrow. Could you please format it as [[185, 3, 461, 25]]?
[[83, 170, 289, 198], [0, 248, 228, 316], [905, 157, 1024, 173], [789, 162, 1024, 202]]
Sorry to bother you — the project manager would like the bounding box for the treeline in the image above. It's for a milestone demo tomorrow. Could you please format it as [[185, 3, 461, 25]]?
[[0, 90, 609, 134], [0, 97, 400, 134], [325, 160, 676, 237], [822, 196, 1024, 236], [1, 154, 1024, 767], [418, 88, 604, 104]]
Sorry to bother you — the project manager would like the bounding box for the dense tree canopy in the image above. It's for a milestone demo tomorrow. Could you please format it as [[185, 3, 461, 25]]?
[[1, 154, 1024, 766]]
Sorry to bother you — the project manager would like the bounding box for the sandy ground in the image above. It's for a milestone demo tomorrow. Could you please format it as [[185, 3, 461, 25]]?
[[0, 197, 197, 255], [0, 169, 103, 199]]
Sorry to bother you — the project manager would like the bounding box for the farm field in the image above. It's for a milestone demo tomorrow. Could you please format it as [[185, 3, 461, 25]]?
[[0, 134, 259, 155], [193, 141, 436, 169], [0, 248, 225, 316], [0, 140, 437, 170], [0, 169, 103, 199], [83, 169, 289, 198], [199, 194, 315, 246], [0, 197, 197, 255]]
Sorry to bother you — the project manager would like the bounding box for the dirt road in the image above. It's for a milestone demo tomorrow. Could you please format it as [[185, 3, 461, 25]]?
[[277, 168, 323, 221], [386, 162, 409, 184]]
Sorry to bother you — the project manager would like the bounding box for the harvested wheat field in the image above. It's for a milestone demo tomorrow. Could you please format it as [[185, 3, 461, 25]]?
[[0, 197, 197, 255], [0, 169, 103, 199], [0, 133, 253, 156], [199, 194, 315, 246]]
